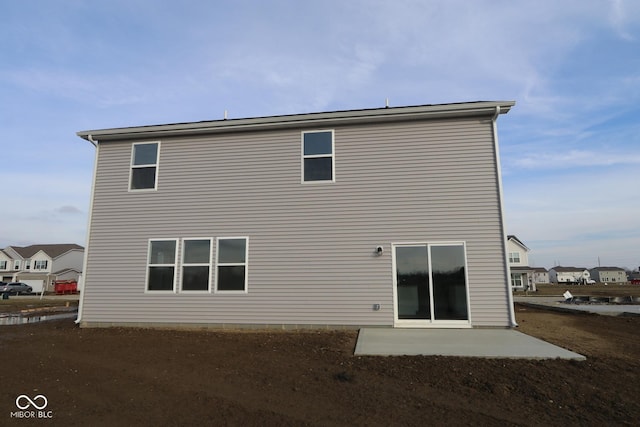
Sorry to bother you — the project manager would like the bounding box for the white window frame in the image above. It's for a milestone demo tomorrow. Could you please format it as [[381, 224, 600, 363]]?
[[145, 238, 178, 293], [301, 130, 335, 184], [508, 252, 520, 263], [391, 240, 471, 328], [511, 273, 523, 288], [0, 261, 6, 270], [13, 260, 20, 270], [129, 141, 160, 192], [180, 238, 213, 293], [215, 236, 249, 294], [33, 260, 48, 270]]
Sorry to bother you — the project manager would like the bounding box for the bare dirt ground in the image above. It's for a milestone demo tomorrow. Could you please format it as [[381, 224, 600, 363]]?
[[1, 303, 639, 426]]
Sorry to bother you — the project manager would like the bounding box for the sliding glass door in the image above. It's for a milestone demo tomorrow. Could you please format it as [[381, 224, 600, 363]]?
[[394, 242, 469, 326]]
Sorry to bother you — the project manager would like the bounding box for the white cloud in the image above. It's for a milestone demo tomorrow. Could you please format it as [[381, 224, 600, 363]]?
[[512, 149, 640, 170]]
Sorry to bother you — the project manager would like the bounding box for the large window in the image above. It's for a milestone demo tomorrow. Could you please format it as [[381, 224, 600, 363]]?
[[216, 237, 248, 292], [394, 242, 469, 323], [0, 261, 6, 270], [33, 260, 48, 270], [302, 130, 334, 182], [147, 239, 177, 291], [181, 239, 212, 291], [511, 273, 523, 287], [508, 252, 520, 263], [130, 142, 159, 190]]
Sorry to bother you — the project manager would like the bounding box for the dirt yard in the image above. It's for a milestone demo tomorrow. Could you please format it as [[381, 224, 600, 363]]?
[[1, 304, 639, 426]]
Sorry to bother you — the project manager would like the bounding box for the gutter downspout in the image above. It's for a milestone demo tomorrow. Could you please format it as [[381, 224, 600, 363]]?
[[491, 106, 518, 328], [75, 135, 99, 324], [87, 134, 98, 147]]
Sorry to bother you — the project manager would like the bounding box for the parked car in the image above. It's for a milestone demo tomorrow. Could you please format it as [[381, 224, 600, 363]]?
[[1, 282, 33, 295]]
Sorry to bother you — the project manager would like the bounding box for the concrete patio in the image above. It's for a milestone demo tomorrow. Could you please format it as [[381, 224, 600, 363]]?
[[354, 328, 585, 360]]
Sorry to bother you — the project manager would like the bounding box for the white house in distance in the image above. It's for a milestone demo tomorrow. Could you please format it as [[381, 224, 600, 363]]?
[[589, 267, 627, 283], [506, 235, 535, 291], [549, 266, 592, 284], [76, 101, 517, 329], [0, 244, 84, 293], [532, 267, 550, 284]]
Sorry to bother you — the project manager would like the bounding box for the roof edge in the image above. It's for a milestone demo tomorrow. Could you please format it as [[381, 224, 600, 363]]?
[[77, 101, 515, 142]]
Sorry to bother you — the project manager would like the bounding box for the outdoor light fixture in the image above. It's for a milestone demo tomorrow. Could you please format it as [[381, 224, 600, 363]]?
[[375, 246, 383, 256]]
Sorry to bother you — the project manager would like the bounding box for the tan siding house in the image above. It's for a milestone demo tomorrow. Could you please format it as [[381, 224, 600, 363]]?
[[77, 101, 516, 329]]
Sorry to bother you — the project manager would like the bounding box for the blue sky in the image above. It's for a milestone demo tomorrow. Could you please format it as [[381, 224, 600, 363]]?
[[1, 0, 639, 270]]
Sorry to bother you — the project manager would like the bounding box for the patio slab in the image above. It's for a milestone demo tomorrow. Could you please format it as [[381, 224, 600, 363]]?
[[354, 328, 585, 360]]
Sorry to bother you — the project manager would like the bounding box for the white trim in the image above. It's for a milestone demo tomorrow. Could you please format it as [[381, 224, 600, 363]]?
[[180, 237, 213, 293], [214, 236, 249, 294], [77, 142, 101, 321], [391, 241, 472, 328], [492, 107, 518, 327], [145, 238, 179, 293], [129, 141, 160, 192], [301, 130, 335, 184]]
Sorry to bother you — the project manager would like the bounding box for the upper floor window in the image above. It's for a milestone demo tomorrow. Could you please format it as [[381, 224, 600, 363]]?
[[130, 142, 159, 191], [13, 260, 20, 270], [34, 260, 48, 270], [508, 252, 520, 263], [302, 130, 334, 183], [0, 261, 6, 270]]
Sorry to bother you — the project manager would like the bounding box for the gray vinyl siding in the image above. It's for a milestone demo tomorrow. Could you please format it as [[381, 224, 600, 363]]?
[[82, 116, 511, 327]]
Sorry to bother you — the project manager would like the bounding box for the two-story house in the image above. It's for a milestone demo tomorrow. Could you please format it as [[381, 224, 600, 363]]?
[[0, 244, 84, 293], [549, 266, 592, 284], [506, 235, 535, 291], [76, 101, 517, 329], [589, 267, 627, 283], [532, 267, 550, 284]]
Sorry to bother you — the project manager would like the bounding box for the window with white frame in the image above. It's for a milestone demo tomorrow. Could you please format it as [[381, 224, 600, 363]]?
[[216, 238, 248, 292], [181, 239, 212, 291], [130, 142, 159, 190], [511, 273, 523, 287], [147, 239, 177, 291], [33, 260, 48, 270], [0, 261, 6, 270], [13, 260, 20, 270], [302, 130, 334, 182], [508, 252, 520, 263]]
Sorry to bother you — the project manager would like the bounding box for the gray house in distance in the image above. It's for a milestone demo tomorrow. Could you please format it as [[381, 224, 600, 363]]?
[[77, 101, 516, 329]]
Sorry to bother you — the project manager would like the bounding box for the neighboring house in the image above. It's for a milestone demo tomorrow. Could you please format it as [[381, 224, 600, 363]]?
[[0, 250, 14, 282], [0, 244, 84, 293], [506, 235, 535, 291], [589, 267, 627, 283], [77, 100, 517, 329], [549, 266, 592, 284], [532, 267, 550, 284]]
